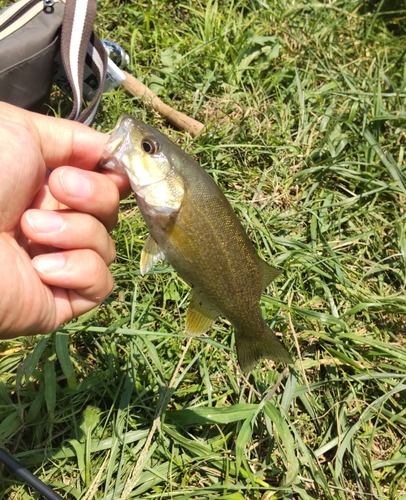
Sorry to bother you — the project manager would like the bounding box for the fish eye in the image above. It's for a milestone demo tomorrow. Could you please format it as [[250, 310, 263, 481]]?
[[141, 137, 159, 155]]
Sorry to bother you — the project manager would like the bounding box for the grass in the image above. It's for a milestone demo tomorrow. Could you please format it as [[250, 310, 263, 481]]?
[[1, 0, 406, 498]]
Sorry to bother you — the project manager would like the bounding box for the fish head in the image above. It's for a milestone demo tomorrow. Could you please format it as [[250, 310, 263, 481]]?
[[100, 114, 184, 212]]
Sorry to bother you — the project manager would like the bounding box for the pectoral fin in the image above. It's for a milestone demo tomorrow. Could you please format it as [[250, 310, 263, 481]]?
[[185, 294, 219, 335], [140, 234, 165, 276]]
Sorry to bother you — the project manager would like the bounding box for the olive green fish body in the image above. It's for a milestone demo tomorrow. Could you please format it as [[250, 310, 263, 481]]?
[[138, 171, 260, 312], [101, 115, 293, 371]]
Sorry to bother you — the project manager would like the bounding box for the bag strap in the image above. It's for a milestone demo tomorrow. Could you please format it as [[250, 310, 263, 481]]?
[[60, 0, 107, 124]]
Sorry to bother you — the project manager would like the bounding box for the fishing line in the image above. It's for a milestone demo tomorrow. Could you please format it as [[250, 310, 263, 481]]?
[[0, 448, 64, 500]]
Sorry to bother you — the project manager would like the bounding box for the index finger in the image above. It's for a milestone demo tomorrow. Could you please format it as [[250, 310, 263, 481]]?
[[0, 102, 109, 170]]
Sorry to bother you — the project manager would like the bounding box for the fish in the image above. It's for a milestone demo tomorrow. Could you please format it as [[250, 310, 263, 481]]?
[[100, 114, 293, 371]]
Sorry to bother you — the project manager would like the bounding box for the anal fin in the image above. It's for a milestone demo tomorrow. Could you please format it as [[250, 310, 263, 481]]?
[[185, 294, 219, 335], [140, 234, 165, 276]]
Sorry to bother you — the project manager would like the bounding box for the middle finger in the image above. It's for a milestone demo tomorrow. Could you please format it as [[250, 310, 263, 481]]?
[[49, 167, 122, 232]]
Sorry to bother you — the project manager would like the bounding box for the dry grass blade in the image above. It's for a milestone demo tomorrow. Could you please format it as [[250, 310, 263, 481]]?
[[119, 338, 192, 499]]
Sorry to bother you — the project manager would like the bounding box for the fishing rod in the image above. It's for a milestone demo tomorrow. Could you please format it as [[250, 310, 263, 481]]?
[[100, 40, 205, 137], [0, 448, 64, 500]]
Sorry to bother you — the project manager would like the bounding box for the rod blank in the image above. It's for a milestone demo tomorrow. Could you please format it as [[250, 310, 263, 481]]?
[[0, 448, 64, 500]]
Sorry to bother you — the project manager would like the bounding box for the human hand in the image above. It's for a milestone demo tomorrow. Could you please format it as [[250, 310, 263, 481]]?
[[0, 103, 130, 339]]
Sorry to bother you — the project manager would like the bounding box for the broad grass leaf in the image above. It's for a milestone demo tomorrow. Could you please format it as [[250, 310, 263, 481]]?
[[26, 385, 45, 424], [0, 412, 20, 440], [280, 370, 297, 412], [364, 128, 406, 195], [167, 403, 259, 425], [44, 356, 56, 423], [264, 402, 300, 486], [217, 494, 245, 500], [105, 372, 134, 494], [235, 412, 255, 475], [16, 335, 49, 386], [64, 439, 86, 484], [164, 424, 214, 457], [55, 332, 77, 390], [0, 382, 13, 405]]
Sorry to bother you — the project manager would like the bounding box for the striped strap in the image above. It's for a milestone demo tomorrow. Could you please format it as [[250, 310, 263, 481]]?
[[61, 0, 107, 124]]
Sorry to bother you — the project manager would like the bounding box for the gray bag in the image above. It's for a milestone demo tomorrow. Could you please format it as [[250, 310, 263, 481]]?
[[0, 0, 107, 124]]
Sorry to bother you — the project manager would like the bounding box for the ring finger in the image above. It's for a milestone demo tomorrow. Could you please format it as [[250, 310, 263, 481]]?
[[21, 209, 116, 265]]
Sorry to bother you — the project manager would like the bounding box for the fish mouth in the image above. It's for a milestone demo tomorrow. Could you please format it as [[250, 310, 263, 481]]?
[[99, 136, 127, 173], [105, 135, 124, 156], [99, 116, 134, 174]]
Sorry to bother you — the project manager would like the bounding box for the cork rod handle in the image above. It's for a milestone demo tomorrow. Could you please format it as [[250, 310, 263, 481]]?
[[121, 71, 205, 137]]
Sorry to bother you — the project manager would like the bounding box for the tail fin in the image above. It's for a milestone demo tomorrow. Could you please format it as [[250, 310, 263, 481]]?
[[235, 326, 293, 372]]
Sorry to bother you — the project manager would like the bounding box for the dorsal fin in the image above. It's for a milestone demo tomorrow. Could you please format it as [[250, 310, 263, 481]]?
[[259, 259, 282, 292]]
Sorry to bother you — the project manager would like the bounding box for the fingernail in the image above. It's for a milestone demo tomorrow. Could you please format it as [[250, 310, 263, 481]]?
[[32, 254, 66, 273], [60, 168, 91, 198], [26, 211, 65, 233]]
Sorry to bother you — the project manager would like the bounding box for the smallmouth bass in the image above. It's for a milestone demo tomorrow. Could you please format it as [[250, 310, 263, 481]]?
[[100, 114, 293, 371]]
